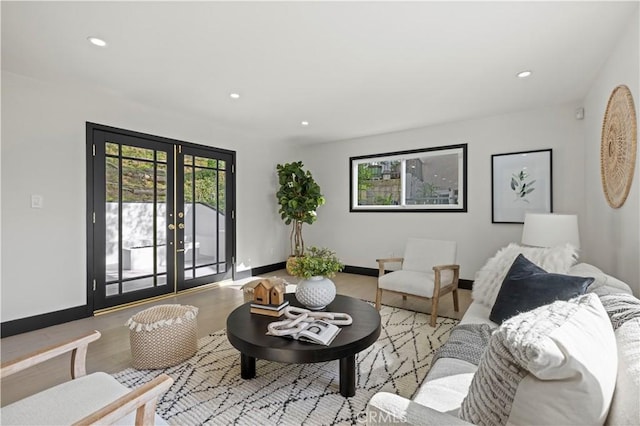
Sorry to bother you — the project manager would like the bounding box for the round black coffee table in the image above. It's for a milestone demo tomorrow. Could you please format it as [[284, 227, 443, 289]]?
[[227, 293, 381, 397]]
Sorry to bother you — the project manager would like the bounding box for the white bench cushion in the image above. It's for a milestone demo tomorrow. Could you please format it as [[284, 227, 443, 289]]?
[[1, 372, 168, 426]]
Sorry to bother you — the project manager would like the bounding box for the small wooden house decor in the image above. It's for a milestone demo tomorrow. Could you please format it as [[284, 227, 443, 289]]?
[[270, 284, 285, 305], [252, 279, 273, 305]]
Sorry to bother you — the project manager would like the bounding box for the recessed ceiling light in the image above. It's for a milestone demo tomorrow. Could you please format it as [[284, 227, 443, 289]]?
[[88, 37, 107, 47], [229, 93, 240, 99], [301, 121, 310, 126], [516, 70, 532, 78]]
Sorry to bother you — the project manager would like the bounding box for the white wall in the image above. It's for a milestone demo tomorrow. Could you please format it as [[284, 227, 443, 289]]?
[[582, 10, 640, 296], [300, 103, 586, 281], [0, 71, 290, 322]]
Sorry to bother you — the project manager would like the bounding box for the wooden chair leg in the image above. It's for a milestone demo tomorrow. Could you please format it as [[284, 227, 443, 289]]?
[[375, 288, 382, 311], [452, 289, 459, 312], [430, 297, 439, 327], [402, 295, 407, 301]]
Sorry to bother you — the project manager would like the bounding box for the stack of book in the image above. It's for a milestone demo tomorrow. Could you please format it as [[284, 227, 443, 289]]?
[[250, 300, 290, 317]]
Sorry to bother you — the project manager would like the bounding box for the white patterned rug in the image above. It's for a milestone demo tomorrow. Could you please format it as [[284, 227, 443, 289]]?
[[113, 306, 458, 425]]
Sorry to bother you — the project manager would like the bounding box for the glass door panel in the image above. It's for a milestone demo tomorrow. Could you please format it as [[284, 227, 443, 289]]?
[[93, 130, 175, 310], [178, 148, 233, 290]]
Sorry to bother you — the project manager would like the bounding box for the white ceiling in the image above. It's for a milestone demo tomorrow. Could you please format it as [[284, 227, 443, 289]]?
[[2, 1, 638, 145]]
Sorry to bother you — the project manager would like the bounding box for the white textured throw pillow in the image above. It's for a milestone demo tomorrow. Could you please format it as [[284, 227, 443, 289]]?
[[460, 293, 617, 426], [472, 243, 577, 307]]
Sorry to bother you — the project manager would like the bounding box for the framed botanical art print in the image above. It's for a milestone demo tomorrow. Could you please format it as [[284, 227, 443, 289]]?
[[491, 149, 552, 223]]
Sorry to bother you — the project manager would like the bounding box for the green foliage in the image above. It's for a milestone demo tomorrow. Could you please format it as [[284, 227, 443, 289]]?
[[276, 161, 324, 225], [289, 247, 344, 279], [374, 194, 395, 205], [106, 147, 225, 211], [510, 169, 536, 202], [357, 164, 375, 191], [276, 161, 325, 256]]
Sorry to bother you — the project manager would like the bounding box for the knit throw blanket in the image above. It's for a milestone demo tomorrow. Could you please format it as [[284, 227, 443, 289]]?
[[598, 292, 640, 330], [432, 323, 495, 367]]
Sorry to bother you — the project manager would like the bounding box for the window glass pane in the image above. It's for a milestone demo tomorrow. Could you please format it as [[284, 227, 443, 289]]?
[[218, 160, 226, 170], [184, 155, 193, 165], [106, 142, 119, 156], [184, 167, 194, 203], [122, 159, 155, 202], [122, 145, 154, 160], [195, 169, 217, 268], [217, 170, 226, 212], [196, 265, 218, 277], [156, 203, 167, 275], [356, 161, 400, 206], [105, 283, 119, 297], [194, 167, 217, 207], [105, 157, 119, 283], [157, 164, 167, 203], [406, 153, 459, 206], [157, 151, 166, 162], [122, 276, 155, 294], [195, 156, 216, 169]]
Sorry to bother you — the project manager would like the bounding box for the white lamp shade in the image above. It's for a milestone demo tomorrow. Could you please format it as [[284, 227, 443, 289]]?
[[521, 213, 580, 249]]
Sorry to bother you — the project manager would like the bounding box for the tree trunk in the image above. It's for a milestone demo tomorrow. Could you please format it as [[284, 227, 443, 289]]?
[[290, 220, 304, 256]]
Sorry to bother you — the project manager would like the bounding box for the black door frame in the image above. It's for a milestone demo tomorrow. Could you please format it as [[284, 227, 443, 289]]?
[[86, 122, 236, 312]]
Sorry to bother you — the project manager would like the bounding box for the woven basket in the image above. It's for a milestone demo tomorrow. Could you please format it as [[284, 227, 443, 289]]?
[[127, 304, 198, 369]]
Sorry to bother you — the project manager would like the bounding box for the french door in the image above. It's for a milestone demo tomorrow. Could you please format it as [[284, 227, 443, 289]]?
[[87, 123, 235, 311]]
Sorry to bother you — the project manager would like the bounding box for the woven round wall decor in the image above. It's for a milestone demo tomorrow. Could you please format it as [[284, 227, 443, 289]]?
[[600, 85, 637, 209]]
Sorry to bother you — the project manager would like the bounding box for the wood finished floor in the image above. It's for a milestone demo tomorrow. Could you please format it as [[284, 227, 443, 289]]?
[[0, 270, 471, 407]]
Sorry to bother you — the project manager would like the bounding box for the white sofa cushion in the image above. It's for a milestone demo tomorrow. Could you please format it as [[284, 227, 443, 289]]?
[[460, 293, 617, 426], [472, 243, 577, 308], [459, 301, 496, 327], [569, 262, 633, 295], [0, 372, 168, 426], [415, 358, 477, 415]]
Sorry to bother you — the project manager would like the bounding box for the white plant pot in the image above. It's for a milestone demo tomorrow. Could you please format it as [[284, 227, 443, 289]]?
[[295, 276, 336, 310]]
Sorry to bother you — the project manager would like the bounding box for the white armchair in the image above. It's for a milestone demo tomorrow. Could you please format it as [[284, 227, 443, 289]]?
[[376, 238, 460, 327], [1, 330, 173, 425]]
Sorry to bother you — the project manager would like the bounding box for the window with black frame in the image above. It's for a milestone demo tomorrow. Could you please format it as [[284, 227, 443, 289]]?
[[350, 144, 467, 212]]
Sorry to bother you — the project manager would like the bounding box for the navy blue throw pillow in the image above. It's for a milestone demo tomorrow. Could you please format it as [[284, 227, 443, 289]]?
[[489, 254, 594, 324]]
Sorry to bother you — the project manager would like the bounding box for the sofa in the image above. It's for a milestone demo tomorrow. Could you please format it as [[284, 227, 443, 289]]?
[[367, 243, 640, 425]]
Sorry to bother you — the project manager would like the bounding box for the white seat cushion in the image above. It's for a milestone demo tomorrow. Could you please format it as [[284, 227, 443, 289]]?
[[379, 269, 455, 298], [0, 372, 168, 426], [379, 270, 436, 297]]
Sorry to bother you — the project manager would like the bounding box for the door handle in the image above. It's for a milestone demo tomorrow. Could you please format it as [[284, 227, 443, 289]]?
[[168, 224, 175, 230]]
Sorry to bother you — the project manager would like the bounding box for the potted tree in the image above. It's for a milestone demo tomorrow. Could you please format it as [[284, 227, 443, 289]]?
[[289, 247, 344, 310], [276, 161, 325, 273]]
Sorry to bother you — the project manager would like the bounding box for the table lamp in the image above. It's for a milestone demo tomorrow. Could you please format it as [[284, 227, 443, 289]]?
[[521, 213, 580, 249]]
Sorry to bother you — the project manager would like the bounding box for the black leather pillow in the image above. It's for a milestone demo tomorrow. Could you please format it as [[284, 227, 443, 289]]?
[[489, 254, 594, 324]]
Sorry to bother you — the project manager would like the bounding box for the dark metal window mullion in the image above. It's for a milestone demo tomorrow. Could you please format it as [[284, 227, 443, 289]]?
[[191, 163, 196, 275], [153, 150, 158, 287], [118, 144, 123, 295], [190, 163, 196, 278], [216, 166, 220, 273]]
